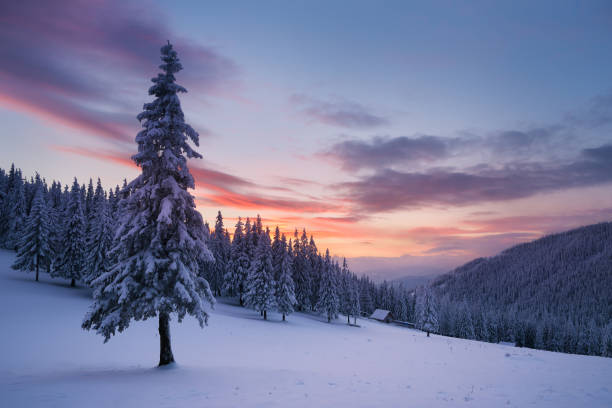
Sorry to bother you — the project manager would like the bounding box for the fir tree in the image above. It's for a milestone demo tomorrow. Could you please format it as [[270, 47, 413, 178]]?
[[84, 189, 114, 287], [292, 229, 312, 310], [417, 286, 439, 337], [4, 167, 26, 249], [349, 278, 361, 325], [225, 217, 249, 305], [210, 211, 229, 296], [12, 184, 52, 281], [275, 234, 296, 321], [52, 178, 86, 287], [244, 231, 276, 319], [316, 249, 340, 322], [82, 43, 215, 366]]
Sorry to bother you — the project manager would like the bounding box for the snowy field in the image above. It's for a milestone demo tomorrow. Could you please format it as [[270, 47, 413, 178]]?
[[0, 250, 610, 407]]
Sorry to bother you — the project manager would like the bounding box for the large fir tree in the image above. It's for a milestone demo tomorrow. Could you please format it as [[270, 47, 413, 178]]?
[[82, 43, 215, 366]]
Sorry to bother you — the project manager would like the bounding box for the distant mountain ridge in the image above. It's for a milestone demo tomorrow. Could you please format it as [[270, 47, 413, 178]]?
[[429, 222, 612, 356]]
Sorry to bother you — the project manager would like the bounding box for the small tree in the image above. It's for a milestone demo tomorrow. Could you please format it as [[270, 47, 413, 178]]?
[[12, 184, 52, 281], [82, 43, 215, 366]]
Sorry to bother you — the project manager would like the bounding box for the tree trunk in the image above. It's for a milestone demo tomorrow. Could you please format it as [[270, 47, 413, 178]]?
[[427, 331, 430, 337], [239, 294, 244, 307], [282, 313, 286, 321], [158, 312, 175, 366], [354, 316, 357, 325], [263, 310, 267, 320], [70, 278, 75, 287], [35, 261, 39, 282], [347, 315, 350, 325]]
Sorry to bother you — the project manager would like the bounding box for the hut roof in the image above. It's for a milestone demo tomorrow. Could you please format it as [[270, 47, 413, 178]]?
[[370, 309, 392, 320]]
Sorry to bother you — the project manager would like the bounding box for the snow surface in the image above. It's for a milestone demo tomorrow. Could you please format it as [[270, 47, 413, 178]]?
[[0, 249, 610, 407]]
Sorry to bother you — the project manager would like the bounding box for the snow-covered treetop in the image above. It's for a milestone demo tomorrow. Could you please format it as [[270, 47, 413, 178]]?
[[133, 42, 201, 189]]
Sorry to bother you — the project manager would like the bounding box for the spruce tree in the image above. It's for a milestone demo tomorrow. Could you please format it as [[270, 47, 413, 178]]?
[[52, 178, 86, 287], [82, 43, 215, 366], [417, 286, 439, 337], [225, 217, 249, 305], [275, 234, 296, 321], [210, 211, 229, 296], [4, 167, 26, 249], [84, 190, 114, 287], [316, 249, 340, 322], [244, 231, 276, 319], [347, 276, 361, 325], [12, 184, 52, 281], [339, 258, 352, 324], [292, 229, 312, 310]]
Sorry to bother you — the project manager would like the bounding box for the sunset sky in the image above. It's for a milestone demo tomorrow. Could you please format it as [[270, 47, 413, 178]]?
[[1, 0, 612, 279]]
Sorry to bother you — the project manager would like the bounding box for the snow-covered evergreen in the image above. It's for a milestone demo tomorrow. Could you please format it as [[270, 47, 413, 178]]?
[[275, 234, 296, 321], [82, 43, 215, 366], [244, 231, 276, 320], [11, 183, 52, 281], [83, 180, 114, 287], [292, 229, 312, 311], [224, 217, 249, 305], [417, 286, 439, 337], [209, 211, 230, 296], [316, 249, 340, 323], [51, 178, 86, 287]]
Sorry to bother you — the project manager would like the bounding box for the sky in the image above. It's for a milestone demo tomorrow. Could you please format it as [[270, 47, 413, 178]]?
[[1, 0, 612, 280]]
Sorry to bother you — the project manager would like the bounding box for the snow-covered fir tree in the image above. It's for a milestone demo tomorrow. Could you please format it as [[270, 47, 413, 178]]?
[[339, 259, 360, 325], [225, 217, 249, 305], [83, 181, 114, 287], [3, 166, 26, 249], [210, 211, 229, 296], [52, 178, 86, 287], [417, 286, 439, 337], [316, 249, 340, 323], [348, 277, 361, 325], [244, 231, 276, 320], [11, 183, 52, 281], [292, 229, 312, 311], [82, 42, 215, 366], [339, 258, 353, 324], [275, 234, 296, 321]]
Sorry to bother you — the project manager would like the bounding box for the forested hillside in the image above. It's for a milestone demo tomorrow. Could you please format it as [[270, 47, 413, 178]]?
[[430, 222, 612, 356]]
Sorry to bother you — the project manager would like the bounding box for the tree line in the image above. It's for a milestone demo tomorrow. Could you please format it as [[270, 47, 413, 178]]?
[[0, 164, 365, 324]]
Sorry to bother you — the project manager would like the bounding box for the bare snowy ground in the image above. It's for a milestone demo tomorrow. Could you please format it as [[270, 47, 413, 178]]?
[[0, 250, 610, 407]]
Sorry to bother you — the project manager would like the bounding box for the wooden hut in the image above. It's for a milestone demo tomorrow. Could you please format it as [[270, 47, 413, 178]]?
[[370, 309, 393, 323]]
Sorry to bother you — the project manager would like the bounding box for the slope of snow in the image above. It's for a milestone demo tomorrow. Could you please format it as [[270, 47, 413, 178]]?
[[0, 249, 610, 407]]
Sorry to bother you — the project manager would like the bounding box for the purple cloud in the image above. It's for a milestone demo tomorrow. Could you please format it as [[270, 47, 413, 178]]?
[[324, 135, 449, 170], [339, 144, 612, 212], [0, 0, 237, 144], [291, 94, 388, 129]]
